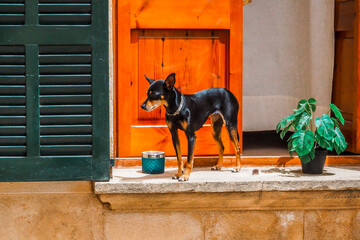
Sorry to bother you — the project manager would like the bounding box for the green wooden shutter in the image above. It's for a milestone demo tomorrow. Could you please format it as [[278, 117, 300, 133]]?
[[0, 0, 109, 181]]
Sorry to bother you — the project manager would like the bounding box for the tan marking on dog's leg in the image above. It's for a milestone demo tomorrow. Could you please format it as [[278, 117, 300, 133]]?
[[180, 120, 188, 131], [168, 127, 182, 180], [228, 128, 241, 172], [166, 120, 172, 130], [210, 114, 225, 170], [179, 155, 193, 181], [179, 133, 196, 181], [173, 141, 183, 179]]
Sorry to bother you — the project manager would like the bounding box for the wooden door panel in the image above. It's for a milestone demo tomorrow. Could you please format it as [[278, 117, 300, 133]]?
[[130, 0, 230, 29], [130, 125, 231, 156], [333, 0, 359, 153], [126, 29, 231, 157], [136, 30, 227, 122]]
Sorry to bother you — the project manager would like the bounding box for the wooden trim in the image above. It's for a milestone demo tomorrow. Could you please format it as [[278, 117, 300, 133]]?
[[115, 155, 360, 167], [116, 0, 132, 156], [229, 0, 243, 153], [355, 0, 360, 152], [129, 0, 231, 29], [112, 0, 118, 158]]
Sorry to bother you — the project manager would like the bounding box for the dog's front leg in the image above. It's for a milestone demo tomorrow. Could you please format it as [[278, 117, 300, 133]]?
[[179, 131, 196, 181], [169, 128, 183, 179]]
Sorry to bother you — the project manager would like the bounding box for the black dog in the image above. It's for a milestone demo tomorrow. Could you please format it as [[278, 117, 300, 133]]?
[[141, 73, 241, 181]]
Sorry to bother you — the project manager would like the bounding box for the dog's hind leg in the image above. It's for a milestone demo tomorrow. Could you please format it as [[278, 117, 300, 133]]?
[[227, 126, 241, 172], [210, 114, 224, 170]]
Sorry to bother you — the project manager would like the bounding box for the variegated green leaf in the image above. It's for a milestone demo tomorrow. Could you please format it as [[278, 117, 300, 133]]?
[[298, 147, 315, 164], [296, 112, 310, 130], [330, 103, 345, 125], [332, 127, 347, 154], [315, 114, 336, 140], [291, 130, 315, 156], [308, 98, 316, 112], [315, 130, 333, 151]]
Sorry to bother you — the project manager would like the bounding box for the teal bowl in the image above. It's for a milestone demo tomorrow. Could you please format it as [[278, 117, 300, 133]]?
[[142, 151, 165, 174]]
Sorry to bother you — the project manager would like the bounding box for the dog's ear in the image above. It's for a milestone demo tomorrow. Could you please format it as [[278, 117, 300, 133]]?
[[164, 73, 175, 90], [144, 75, 155, 85]]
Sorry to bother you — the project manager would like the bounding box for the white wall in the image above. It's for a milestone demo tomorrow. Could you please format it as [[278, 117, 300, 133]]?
[[243, 0, 335, 131]]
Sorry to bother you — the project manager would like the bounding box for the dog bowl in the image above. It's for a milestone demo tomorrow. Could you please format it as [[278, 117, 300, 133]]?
[[142, 151, 165, 174]]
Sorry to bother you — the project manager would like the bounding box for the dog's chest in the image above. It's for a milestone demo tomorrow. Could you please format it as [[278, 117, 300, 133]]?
[[166, 117, 189, 131]]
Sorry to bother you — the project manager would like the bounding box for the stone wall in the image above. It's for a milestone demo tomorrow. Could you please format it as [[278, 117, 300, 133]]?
[[1, 181, 360, 240]]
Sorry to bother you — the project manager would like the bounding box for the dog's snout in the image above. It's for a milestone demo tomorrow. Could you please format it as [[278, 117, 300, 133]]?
[[141, 102, 147, 110]]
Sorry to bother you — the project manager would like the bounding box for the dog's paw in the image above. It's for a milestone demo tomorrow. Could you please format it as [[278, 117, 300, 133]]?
[[211, 165, 222, 171], [232, 167, 241, 173], [172, 174, 181, 180], [172, 172, 182, 180], [178, 175, 190, 181]]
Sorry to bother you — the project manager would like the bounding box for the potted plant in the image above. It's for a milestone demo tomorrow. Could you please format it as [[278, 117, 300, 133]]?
[[276, 98, 347, 174]]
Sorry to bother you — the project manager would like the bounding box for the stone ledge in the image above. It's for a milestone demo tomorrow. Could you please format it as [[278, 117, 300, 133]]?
[[95, 166, 360, 194], [95, 166, 360, 211]]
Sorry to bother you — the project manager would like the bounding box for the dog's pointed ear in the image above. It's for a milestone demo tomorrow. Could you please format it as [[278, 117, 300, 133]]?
[[164, 73, 176, 90], [144, 75, 155, 85]]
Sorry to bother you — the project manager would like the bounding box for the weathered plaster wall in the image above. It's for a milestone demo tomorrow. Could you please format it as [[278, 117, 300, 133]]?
[[1, 182, 360, 240]]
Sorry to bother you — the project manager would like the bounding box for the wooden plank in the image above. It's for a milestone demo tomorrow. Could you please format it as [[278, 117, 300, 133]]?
[[355, 0, 360, 152], [229, 0, 243, 153], [112, 0, 118, 158], [129, 125, 231, 157], [335, 0, 355, 31], [130, 0, 230, 29], [115, 155, 360, 167], [116, 0, 132, 157]]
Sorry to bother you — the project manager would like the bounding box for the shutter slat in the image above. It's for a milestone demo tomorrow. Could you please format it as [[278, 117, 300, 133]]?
[[40, 85, 91, 94], [40, 74, 91, 84], [0, 65, 25, 74], [0, 116, 25, 126], [39, 54, 91, 64], [0, 96, 25, 105], [40, 115, 92, 125], [0, 55, 25, 64], [0, 136, 26, 145], [39, 14, 91, 25], [39, 3, 91, 13], [0, 146, 26, 156], [40, 94, 91, 104], [40, 104, 91, 114], [40, 135, 92, 145], [39, 0, 90, 2], [0, 86, 25, 95], [40, 145, 92, 156], [0, 4, 24, 13], [0, 76, 25, 85], [0, 106, 25, 115], [41, 125, 92, 135], [0, 14, 24, 25], [0, 126, 26, 136], [39, 64, 91, 74]]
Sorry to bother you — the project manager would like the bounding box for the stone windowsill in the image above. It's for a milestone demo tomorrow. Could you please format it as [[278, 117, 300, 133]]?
[[95, 166, 360, 211]]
